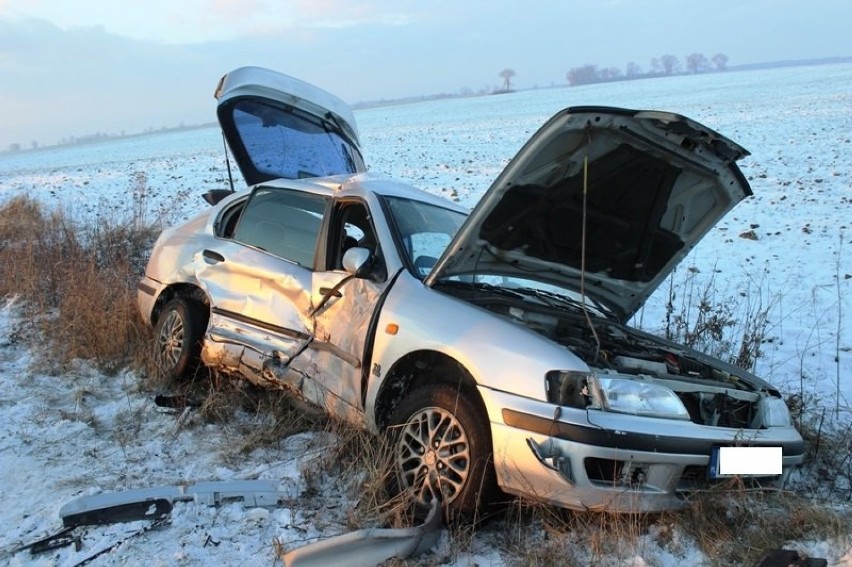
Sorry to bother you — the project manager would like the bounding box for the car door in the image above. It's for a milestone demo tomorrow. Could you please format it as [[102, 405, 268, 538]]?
[[296, 199, 387, 420], [196, 186, 328, 375]]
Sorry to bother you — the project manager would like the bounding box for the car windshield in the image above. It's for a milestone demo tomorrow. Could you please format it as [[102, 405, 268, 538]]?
[[382, 196, 467, 279]]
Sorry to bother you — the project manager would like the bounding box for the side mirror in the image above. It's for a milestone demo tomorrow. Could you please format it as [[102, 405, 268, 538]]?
[[202, 189, 234, 206], [342, 247, 373, 278]]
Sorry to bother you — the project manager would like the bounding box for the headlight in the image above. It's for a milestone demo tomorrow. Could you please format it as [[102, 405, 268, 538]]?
[[591, 376, 691, 420], [759, 396, 792, 427]]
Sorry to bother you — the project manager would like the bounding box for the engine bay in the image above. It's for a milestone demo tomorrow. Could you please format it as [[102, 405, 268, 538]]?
[[445, 284, 771, 429]]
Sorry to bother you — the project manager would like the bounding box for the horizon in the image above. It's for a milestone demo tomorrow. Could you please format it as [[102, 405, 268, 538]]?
[[2, 56, 849, 155], [2, 0, 851, 149]]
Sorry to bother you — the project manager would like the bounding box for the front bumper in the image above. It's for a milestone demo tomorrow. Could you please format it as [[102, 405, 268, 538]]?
[[136, 275, 165, 327], [479, 388, 805, 512]]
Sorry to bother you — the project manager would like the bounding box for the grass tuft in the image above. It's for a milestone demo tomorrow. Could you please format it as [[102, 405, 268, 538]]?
[[672, 488, 851, 565], [0, 195, 158, 374]]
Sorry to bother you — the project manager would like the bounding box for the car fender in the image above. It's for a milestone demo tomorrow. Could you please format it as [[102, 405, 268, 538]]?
[[364, 271, 588, 428]]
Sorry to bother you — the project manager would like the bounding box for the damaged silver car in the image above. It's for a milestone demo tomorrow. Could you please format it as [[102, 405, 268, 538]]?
[[137, 66, 804, 516]]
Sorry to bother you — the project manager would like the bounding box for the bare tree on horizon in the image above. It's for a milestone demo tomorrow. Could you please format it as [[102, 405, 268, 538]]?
[[712, 53, 730, 71], [499, 68, 516, 91], [686, 52, 709, 73], [626, 61, 642, 77], [660, 54, 680, 75]]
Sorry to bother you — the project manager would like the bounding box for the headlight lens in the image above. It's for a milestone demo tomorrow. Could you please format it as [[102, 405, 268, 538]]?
[[591, 376, 691, 420]]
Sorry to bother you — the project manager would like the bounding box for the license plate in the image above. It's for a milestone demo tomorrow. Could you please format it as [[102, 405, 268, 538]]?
[[709, 446, 782, 478]]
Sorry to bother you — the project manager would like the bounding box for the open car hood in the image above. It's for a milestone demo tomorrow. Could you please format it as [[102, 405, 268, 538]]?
[[215, 66, 365, 186], [425, 106, 752, 322]]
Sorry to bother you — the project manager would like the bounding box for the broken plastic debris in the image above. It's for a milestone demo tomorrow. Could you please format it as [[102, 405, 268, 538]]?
[[282, 499, 442, 567], [59, 479, 281, 527]]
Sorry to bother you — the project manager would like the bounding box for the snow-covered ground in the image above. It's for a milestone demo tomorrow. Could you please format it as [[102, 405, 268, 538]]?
[[0, 63, 850, 565]]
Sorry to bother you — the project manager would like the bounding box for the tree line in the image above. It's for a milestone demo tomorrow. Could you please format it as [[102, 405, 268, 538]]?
[[566, 53, 729, 86]]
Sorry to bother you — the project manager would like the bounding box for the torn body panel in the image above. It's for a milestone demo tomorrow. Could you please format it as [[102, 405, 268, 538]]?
[[195, 241, 314, 336], [195, 238, 316, 386], [302, 275, 382, 409], [202, 267, 382, 426], [282, 499, 441, 567]]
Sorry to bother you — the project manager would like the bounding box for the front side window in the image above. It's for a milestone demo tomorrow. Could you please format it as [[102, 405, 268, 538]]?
[[326, 201, 387, 281], [233, 188, 327, 267], [383, 197, 467, 278]]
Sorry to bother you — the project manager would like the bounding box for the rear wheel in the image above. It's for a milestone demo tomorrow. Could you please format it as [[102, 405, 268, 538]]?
[[153, 298, 207, 380], [388, 383, 497, 520]]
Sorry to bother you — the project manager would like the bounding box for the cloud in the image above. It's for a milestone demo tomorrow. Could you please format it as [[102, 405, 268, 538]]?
[[0, 18, 221, 146], [191, 0, 416, 38], [287, 0, 416, 27]]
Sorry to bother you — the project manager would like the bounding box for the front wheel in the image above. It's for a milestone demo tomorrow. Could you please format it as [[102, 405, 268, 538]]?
[[388, 383, 497, 520], [153, 297, 207, 381]]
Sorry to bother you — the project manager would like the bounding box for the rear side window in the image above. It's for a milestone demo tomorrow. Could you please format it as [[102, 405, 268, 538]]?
[[233, 187, 327, 267]]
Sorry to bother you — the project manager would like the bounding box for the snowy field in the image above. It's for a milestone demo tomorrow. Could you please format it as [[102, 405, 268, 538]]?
[[1, 63, 850, 565]]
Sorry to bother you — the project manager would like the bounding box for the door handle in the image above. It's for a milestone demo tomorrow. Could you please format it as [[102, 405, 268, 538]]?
[[202, 249, 225, 263]]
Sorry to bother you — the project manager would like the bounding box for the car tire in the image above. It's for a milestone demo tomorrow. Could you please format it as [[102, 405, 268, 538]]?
[[153, 298, 207, 380], [388, 382, 497, 521]]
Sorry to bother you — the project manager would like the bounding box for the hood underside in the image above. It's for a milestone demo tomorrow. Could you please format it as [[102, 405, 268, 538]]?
[[426, 106, 752, 321]]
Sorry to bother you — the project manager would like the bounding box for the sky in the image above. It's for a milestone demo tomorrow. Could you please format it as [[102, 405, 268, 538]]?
[[1, 0, 851, 149]]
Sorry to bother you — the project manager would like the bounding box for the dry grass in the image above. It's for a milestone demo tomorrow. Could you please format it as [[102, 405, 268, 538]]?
[[146, 368, 321, 462], [499, 498, 660, 566], [0, 195, 158, 374], [671, 487, 851, 565], [494, 486, 852, 566], [790, 406, 852, 501], [301, 417, 406, 529]]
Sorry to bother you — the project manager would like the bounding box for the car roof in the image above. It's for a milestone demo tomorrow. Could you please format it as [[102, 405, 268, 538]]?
[[259, 173, 469, 214]]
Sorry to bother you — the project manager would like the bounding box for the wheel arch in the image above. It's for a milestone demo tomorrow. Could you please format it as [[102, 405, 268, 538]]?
[[373, 350, 486, 430], [151, 283, 209, 326]]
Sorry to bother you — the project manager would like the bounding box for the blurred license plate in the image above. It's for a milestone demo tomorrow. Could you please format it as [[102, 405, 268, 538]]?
[[709, 446, 782, 478]]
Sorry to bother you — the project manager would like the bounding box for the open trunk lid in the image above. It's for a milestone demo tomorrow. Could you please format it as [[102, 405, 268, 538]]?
[[215, 66, 365, 186]]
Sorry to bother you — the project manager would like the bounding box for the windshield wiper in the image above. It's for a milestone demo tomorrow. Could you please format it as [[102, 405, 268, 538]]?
[[436, 279, 613, 318], [512, 287, 613, 319], [435, 280, 529, 302]]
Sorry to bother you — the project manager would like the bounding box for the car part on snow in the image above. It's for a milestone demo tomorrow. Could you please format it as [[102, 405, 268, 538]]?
[[753, 549, 827, 567], [63, 497, 173, 528], [15, 480, 279, 559], [13, 506, 171, 560], [59, 479, 281, 526], [15, 526, 79, 555], [281, 498, 442, 567], [154, 393, 203, 409]]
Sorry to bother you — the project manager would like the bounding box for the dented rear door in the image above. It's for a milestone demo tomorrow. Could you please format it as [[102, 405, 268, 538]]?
[[196, 186, 329, 374]]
